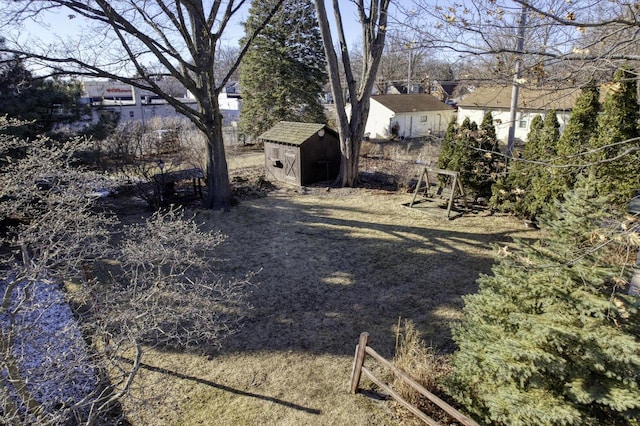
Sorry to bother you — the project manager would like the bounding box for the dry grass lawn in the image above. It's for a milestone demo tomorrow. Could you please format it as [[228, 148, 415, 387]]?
[[117, 152, 538, 425]]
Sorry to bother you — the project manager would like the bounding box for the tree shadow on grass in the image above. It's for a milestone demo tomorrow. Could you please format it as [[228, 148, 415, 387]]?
[[194, 192, 537, 359], [116, 356, 322, 415]]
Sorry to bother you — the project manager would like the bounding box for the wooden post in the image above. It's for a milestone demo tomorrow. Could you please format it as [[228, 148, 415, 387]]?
[[349, 332, 369, 393], [409, 168, 425, 207]]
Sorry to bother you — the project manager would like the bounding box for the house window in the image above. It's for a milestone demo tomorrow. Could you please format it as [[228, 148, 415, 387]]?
[[129, 111, 135, 118], [420, 115, 427, 122], [518, 120, 527, 128]]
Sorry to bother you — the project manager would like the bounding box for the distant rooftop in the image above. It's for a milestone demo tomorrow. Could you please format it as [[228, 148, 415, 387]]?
[[457, 86, 582, 111], [372, 94, 453, 113]]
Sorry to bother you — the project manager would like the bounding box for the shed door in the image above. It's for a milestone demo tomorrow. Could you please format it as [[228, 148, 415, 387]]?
[[284, 151, 297, 182]]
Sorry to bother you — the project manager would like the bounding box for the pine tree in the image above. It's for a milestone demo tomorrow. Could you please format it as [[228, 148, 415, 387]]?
[[438, 114, 501, 201], [454, 117, 478, 176], [0, 56, 84, 138], [543, 85, 601, 202], [440, 117, 476, 173], [437, 116, 459, 187], [437, 116, 458, 171], [448, 176, 640, 426], [490, 114, 544, 215], [239, 0, 328, 139], [470, 111, 501, 200], [525, 110, 561, 219], [555, 85, 600, 185], [590, 67, 640, 206]]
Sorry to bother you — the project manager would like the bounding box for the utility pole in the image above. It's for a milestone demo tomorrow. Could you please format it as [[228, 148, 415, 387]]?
[[506, 5, 528, 161], [407, 40, 416, 94]]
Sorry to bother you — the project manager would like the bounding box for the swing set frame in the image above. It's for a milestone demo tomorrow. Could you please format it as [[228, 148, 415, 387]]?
[[408, 167, 469, 219]]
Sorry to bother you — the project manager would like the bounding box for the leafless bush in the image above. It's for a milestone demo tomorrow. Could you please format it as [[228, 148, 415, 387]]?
[[367, 157, 422, 192], [415, 140, 442, 168], [1, 118, 115, 424], [361, 140, 385, 158], [178, 127, 207, 172], [1, 117, 253, 425], [0, 126, 115, 280], [144, 116, 185, 154], [99, 207, 254, 351], [359, 139, 443, 191], [100, 119, 202, 207]]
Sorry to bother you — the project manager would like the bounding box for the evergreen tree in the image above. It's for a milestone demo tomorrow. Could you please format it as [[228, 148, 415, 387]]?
[[438, 117, 475, 187], [490, 114, 544, 215], [439, 115, 501, 200], [452, 117, 477, 174], [0, 56, 84, 138], [437, 116, 458, 171], [590, 67, 640, 206], [525, 110, 561, 219], [449, 177, 640, 426], [556, 85, 600, 175], [437, 116, 460, 188], [478, 111, 498, 148], [239, 0, 328, 139], [471, 111, 501, 200]]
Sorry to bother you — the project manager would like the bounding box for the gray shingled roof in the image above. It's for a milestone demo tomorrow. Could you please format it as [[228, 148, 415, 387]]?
[[372, 94, 453, 113], [258, 121, 329, 145], [457, 86, 582, 110]]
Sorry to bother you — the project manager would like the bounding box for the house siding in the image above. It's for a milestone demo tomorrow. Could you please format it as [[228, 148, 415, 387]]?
[[83, 80, 242, 126], [455, 86, 580, 144], [456, 107, 572, 144], [362, 96, 455, 139], [393, 111, 452, 138], [363, 101, 395, 138]]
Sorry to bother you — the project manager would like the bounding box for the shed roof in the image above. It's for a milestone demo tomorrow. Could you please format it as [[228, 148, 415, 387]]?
[[372, 94, 453, 113], [457, 86, 582, 111], [259, 121, 331, 146]]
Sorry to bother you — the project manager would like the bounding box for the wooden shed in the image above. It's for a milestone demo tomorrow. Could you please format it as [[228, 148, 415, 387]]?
[[260, 121, 341, 186]]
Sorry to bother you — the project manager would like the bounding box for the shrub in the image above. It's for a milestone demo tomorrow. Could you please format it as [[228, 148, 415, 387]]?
[[0, 118, 253, 424], [448, 177, 640, 426], [590, 67, 640, 206], [439, 114, 501, 202]]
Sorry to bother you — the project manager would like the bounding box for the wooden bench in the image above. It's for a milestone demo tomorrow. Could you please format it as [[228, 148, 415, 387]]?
[[153, 167, 204, 199]]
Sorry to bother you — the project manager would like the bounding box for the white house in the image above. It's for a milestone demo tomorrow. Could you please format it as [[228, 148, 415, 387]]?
[[217, 83, 243, 125], [81, 79, 242, 125], [361, 94, 455, 139], [456, 86, 582, 143]]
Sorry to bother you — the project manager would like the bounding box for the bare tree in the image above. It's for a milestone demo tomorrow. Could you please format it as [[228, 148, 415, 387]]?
[[376, 29, 433, 93], [315, 0, 390, 186], [215, 44, 241, 84], [401, 0, 640, 86], [1, 0, 283, 211], [0, 118, 253, 424], [99, 117, 204, 208]]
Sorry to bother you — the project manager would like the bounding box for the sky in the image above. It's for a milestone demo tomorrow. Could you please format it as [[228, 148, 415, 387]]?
[[5, 0, 420, 78], [11, 1, 404, 50]]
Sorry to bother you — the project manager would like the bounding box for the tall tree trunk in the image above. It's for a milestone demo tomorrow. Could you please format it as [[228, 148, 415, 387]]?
[[338, 110, 366, 186], [186, 0, 232, 210], [204, 106, 232, 211], [315, 0, 389, 188]]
